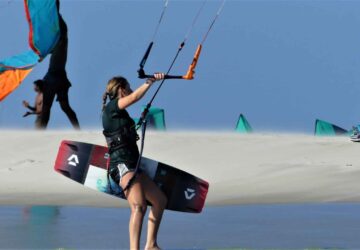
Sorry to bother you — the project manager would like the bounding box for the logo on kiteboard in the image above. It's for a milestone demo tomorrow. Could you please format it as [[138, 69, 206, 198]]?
[[184, 188, 196, 200], [67, 154, 79, 167]]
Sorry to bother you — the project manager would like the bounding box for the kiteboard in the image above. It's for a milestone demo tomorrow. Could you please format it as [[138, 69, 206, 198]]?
[[54, 140, 209, 213]]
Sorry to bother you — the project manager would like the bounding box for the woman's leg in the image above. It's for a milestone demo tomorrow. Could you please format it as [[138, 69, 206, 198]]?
[[137, 174, 167, 250], [121, 172, 147, 250]]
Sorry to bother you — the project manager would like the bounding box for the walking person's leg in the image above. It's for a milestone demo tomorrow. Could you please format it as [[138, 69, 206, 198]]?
[[57, 87, 80, 129], [40, 83, 56, 129]]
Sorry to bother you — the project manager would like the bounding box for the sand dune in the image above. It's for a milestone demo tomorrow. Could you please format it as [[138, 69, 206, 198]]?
[[1, 130, 359, 207]]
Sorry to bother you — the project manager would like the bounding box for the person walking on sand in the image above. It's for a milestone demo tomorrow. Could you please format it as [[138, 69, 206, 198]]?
[[39, 0, 80, 129], [102, 74, 167, 250], [22, 80, 43, 129]]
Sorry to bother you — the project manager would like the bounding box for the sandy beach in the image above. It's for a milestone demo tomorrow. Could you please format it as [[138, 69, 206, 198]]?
[[1, 130, 359, 207]]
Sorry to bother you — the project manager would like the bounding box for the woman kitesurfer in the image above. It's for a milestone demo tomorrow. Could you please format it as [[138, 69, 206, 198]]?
[[102, 74, 167, 250]]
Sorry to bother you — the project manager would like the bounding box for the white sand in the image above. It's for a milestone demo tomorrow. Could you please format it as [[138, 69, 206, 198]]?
[[1, 130, 360, 207]]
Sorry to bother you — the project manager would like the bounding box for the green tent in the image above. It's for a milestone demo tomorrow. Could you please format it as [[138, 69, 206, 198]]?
[[314, 119, 348, 136], [235, 114, 252, 133], [134, 106, 166, 131]]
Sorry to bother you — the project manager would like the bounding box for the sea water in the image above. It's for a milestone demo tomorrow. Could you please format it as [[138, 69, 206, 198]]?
[[0, 203, 359, 249]]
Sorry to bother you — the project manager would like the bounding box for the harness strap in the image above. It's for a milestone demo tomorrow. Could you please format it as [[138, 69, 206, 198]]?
[[103, 128, 139, 153]]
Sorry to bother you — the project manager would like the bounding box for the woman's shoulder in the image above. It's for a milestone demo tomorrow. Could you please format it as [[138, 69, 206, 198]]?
[[105, 98, 128, 114]]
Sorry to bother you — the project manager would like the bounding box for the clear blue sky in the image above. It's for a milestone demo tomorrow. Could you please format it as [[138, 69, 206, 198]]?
[[1, 0, 360, 133]]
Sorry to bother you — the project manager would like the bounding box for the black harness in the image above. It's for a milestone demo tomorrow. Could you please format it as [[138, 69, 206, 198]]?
[[103, 127, 139, 154]]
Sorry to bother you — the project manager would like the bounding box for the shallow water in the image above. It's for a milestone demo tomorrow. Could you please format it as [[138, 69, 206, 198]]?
[[0, 203, 359, 249]]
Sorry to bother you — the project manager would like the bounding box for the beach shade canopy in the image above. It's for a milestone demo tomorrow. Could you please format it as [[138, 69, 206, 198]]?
[[0, 0, 60, 101], [314, 119, 348, 136], [133, 106, 166, 131], [235, 114, 252, 133]]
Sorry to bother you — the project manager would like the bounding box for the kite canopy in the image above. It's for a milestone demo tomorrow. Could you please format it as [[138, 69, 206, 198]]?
[[314, 119, 348, 136], [235, 114, 252, 133], [142, 106, 166, 131], [133, 106, 166, 131], [0, 0, 60, 101]]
